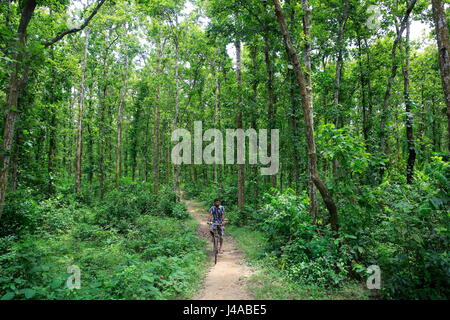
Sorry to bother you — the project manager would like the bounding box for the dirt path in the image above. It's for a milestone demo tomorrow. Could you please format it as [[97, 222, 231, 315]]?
[[183, 197, 253, 300]]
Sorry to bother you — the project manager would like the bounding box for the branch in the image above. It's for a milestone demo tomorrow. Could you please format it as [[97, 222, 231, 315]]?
[[394, 0, 417, 44], [44, 0, 107, 48]]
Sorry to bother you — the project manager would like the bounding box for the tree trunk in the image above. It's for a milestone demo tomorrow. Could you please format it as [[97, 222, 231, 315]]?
[[86, 120, 94, 185], [431, 0, 450, 151], [116, 54, 129, 187], [332, 12, 348, 178], [173, 26, 180, 200], [214, 66, 220, 185], [333, 15, 347, 129], [273, 0, 338, 232], [98, 65, 107, 198], [357, 35, 369, 144], [364, 38, 374, 147], [75, 30, 89, 193], [263, 32, 277, 188], [153, 38, 165, 193], [47, 47, 57, 183], [401, 20, 416, 184], [288, 1, 300, 193], [289, 68, 300, 193], [10, 128, 22, 192], [0, 0, 36, 220], [250, 44, 260, 206], [301, 0, 318, 221], [379, 0, 417, 179], [235, 39, 245, 212]]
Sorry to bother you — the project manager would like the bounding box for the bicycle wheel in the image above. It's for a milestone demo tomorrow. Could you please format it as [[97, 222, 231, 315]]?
[[214, 234, 218, 264]]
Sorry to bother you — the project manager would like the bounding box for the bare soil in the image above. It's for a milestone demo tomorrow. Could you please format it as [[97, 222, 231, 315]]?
[[183, 197, 253, 300]]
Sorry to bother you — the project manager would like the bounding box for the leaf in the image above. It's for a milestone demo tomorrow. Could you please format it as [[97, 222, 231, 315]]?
[[1, 292, 15, 300], [23, 288, 36, 299], [50, 278, 62, 289], [40, 265, 50, 271], [429, 197, 444, 209]]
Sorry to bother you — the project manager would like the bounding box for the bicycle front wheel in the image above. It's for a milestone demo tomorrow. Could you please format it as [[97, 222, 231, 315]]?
[[214, 236, 218, 264]]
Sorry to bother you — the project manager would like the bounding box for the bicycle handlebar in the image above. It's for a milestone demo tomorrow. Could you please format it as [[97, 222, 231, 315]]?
[[207, 222, 223, 226]]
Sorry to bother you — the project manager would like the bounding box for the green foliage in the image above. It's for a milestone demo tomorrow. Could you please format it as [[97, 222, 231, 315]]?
[[0, 182, 206, 300], [229, 173, 449, 298], [316, 124, 370, 175], [259, 189, 311, 249], [184, 180, 238, 211], [0, 189, 40, 238], [333, 157, 450, 299], [256, 190, 353, 288], [228, 225, 369, 300], [1, 0, 449, 301], [225, 210, 245, 226]]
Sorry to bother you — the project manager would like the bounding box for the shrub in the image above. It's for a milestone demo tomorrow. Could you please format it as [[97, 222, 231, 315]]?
[[169, 202, 189, 219], [0, 189, 40, 237], [0, 184, 206, 300], [259, 189, 311, 249]]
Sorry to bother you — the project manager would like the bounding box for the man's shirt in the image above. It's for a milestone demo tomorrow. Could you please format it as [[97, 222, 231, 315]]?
[[209, 205, 224, 223]]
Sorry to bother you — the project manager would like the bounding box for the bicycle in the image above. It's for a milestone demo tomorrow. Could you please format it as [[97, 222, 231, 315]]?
[[207, 222, 223, 264]]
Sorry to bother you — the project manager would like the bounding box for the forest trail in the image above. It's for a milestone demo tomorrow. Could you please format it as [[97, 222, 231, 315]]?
[[181, 195, 254, 300]]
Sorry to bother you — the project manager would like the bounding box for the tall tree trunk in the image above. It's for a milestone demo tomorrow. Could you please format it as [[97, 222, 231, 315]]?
[[250, 44, 260, 206], [153, 93, 160, 188], [333, 16, 347, 129], [0, 0, 36, 220], [10, 67, 30, 192], [273, 0, 338, 232], [86, 120, 94, 185], [214, 65, 220, 185], [97, 30, 115, 198], [332, 12, 348, 178], [47, 47, 57, 184], [10, 127, 22, 192], [173, 26, 180, 200], [166, 132, 171, 184], [75, 30, 89, 193], [379, 0, 417, 180], [235, 39, 245, 212], [130, 105, 140, 182], [98, 63, 107, 198], [116, 54, 129, 187], [263, 32, 277, 188], [144, 106, 150, 182], [432, 99, 439, 152], [431, 0, 450, 151], [333, 16, 347, 177], [301, 0, 318, 221], [401, 20, 416, 184], [364, 38, 374, 146], [357, 35, 369, 144], [153, 38, 165, 193], [287, 1, 300, 193], [289, 68, 300, 193]]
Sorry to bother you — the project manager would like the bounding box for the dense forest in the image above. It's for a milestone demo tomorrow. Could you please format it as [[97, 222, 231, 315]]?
[[0, 0, 449, 300]]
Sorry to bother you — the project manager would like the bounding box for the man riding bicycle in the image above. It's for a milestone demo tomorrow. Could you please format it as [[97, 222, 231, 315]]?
[[208, 198, 225, 254]]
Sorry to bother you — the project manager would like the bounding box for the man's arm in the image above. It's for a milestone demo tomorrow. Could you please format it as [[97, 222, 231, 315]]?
[[208, 208, 213, 223]]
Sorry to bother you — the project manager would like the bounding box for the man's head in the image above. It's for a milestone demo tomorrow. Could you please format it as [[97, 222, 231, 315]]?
[[214, 198, 221, 207]]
